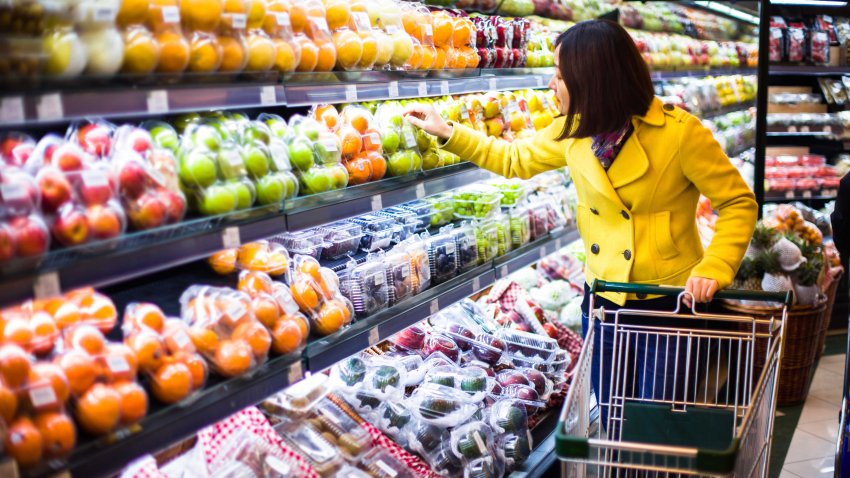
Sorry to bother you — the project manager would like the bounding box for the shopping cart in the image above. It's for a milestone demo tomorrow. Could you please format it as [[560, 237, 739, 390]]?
[[556, 280, 792, 477]]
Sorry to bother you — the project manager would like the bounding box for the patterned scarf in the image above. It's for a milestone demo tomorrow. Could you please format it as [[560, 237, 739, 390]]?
[[591, 121, 634, 170]]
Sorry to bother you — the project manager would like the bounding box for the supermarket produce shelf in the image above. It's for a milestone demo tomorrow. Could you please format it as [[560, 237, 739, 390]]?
[[0, 163, 490, 309], [494, 226, 581, 281], [764, 194, 837, 203], [650, 67, 756, 80], [769, 65, 850, 76], [700, 100, 756, 119]]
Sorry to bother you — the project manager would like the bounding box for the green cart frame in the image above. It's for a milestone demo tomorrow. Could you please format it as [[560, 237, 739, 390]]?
[[556, 281, 792, 477]]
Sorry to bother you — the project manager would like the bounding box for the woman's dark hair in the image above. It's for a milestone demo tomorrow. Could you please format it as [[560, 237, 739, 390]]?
[[554, 20, 654, 139]]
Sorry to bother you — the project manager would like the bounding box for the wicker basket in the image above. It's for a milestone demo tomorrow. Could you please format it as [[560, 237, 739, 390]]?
[[816, 270, 844, 358], [723, 297, 827, 406]]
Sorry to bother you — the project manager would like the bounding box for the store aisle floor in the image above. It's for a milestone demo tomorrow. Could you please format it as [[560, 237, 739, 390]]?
[[774, 337, 846, 478]]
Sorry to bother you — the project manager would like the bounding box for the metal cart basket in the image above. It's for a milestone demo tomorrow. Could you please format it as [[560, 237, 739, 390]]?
[[556, 281, 792, 477]]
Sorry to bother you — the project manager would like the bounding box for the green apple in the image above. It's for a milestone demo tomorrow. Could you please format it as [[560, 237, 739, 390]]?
[[150, 125, 180, 151], [314, 136, 341, 165], [381, 129, 400, 154], [217, 146, 246, 180], [387, 150, 414, 177], [388, 113, 404, 128], [255, 174, 286, 205], [228, 180, 255, 209], [244, 121, 272, 145], [299, 168, 333, 195], [330, 165, 348, 190], [192, 124, 222, 151], [199, 184, 237, 215], [409, 150, 422, 171], [266, 117, 288, 138], [415, 128, 433, 152], [295, 118, 321, 141], [179, 149, 218, 188], [244, 144, 271, 178], [174, 113, 201, 133], [422, 150, 443, 170], [288, 137, 315, 171], [282, 172, 299, 198]]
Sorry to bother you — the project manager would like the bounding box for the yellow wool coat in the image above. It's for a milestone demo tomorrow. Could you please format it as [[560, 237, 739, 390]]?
[[441, 97, 758, 305]]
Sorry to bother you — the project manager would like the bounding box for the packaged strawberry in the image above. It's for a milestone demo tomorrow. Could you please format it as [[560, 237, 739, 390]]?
[[180, 285, 270, 377], [123, 302, 207, 405]]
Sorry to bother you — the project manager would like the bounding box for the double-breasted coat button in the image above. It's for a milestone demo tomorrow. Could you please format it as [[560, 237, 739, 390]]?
[[591, 244, 600, 255], [637, 293, 647, 299], [623, 249, 632, 260], [590, 208, 599, 215], [663, 103, 674, 111], [621, 210, 630, 220]]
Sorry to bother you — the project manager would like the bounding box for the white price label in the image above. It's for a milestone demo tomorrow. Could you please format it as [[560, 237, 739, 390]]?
[[231, 14, 247, 29], [93, 6, 116, 21], [472, 431, 487, 453], [500, 265, 509, 278], [415, 183, 426, 199], [536, 76, 544, 88], [37, 93, 63, 121], [371, 194, 383, 212], [352, 12, 371, 31], [460, 104, 469, 121], [422, 24, 433, 37], [106, 355, 130, 373], [0, 96, 25, 124], [386, 25, 400, 35], [147, 90, 169, 114], [1, 183, 26, 202], [373, 272, 384, 286], [173, 330, 191, 350], [488, 78, 498, 91], [444, 242, 455, 255], [33, 272, 61, 300], [287, 361, 303, 384], [785, 191, 795, 199], [29, 386, 57, 408], [403, 131, 417, 148], [401, 264, 411, 277], [224, 150, 243, 168], [388, 81, 399, 98], [430, 299, 439, 315], [440, 81, 449, 96], [418, 82, 428, 97], [803, 190, 812, 198], [260, 86, 277, 105], [364, 133, 380, 150], [374, 460, 398, 478], [161, 6, 180, 23], [368, 327, 380, 346], [321, 139, 339, 153], [82, 169, 109, 188], [800, 125, 810, 133], [787, 125, 797, 133], [275, 12, 290, 26], [345, 84, 358, 102], [270, 145, 289, 171], [222, 226, 241, 249], [472, 276, 480, 291], [556, 238, 562, 250]]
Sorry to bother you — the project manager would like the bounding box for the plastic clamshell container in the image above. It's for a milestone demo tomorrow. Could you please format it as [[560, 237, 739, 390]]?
[[421, 440, 465, 476], [491, 384, 545, 412], [395, 354, 426, 386], [275, 230, 328, 260], [384, 250, 415, 305], [493, 213, 513, 256], [378, 206, 421, 242], [475, 220, 500, 263], [450, 422, 494, 461], [423, 333, 462, 363], [409, 382, 480, 426], [494, 328, 559, 361], [364, 359, 407, 399], [399, 199, 435, 232], [346, 387, 386, 415], [425, 193, 455, 227], [350, 214, 397, 252], [360, 448, 416, 478], [514, 367, 554, 402], [278, 424, 344, 476], [453, 185, 503, 220], [336, 465, 373, 478], [308, 398, 371, 459], [405, 238, 432, 294], [424, 365, 493, 402], [488, 398, 530, 435], [464, 456, 503, 478], [318, 222, 363, 260], [490, 178, 528, 208], [265, 373, 330, 419], [499, 433, 532, 468], [389, 324, 427, 353], [425, 233, 458, 285], [450, 224, 479, 272], [527, 203, 551, 240], [346, 260, 389, 318], [406, 418, 452, 456], [377, 401, 414, 438], [508, 207, 532, 247], [423, 351, 458, 370], [329, 356, 368, 392]]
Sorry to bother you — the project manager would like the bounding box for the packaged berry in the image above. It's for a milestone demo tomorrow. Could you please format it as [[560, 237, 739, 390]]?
[[424, 230, 458, 285], [339, 256, 389, 318], [786, 22, 806, 63], [810, 30, 830, 65], [527, 203, 550, 240], [384, 249, 414, 305], [317, 222, 363, 260], [399, 200, 434, 233], [378, 206, 420, 243], [474, 220, 500, 264], [275, 229, 328, 260], [424, 193, 454, 227], [446, 223, 479, 273], [350, 214, 398, 252]]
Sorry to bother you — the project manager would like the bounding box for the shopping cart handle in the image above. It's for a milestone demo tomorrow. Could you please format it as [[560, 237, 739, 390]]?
[[590, 280, 793, 306]]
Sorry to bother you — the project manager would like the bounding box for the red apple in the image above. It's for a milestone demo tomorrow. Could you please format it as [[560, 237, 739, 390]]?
[[77, 123, 112, 157], [10, 215, 49, 257], [1, 136, 35, 167], [52, 206, 90, 246], [118, 160, 149, 199], [128, 193, 167, 230], [51, 142, 86, 172], [79, 170, 114, 206], [86, 204, 123, 239], [8, 142, 34, 167], [37, 169, 73, 213], [126, 128, 153, 154], [0, 224, 16, 261], [159, 189, 186, 224]]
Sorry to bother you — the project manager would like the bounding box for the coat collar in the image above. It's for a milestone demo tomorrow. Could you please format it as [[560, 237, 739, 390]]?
[[634, 97, 666, 127]]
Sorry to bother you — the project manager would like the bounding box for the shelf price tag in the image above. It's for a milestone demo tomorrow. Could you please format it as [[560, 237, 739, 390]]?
[[415, 183, 426, 199], [500, 265, 509, 278], [536, 76, 545, 88], [388, 81, 399, 98], [287, 361, 303, 385], [33, 272, 61, 300], [222, 227, 241, 249], [0, 96, 25, 124], [371, 194, 383, 212], [472, 276, 480, 291], [539, 246, 548, 259], [36, 93, 63, 121], [368, 327, 380, 346], [147, 90, 169, 114], [440, 81, 450, 96], [429, 299, 439, 315], [488, 78, 498, 91], [802, 190, 812, 198], [345, 84, 358, 102], [260, 86, 277, 105], [555, 238, 563, 250], [418, 81, 428, 97]]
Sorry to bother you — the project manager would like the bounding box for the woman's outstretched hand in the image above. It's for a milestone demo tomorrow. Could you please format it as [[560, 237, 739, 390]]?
[[402, 104, 453, 140]]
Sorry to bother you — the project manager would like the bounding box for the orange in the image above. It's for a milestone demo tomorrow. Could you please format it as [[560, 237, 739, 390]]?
[[236, 241, 264, 264], [314, 302, 345, 335], [0, 384, 17, 423], [433, 13, 452, 47], [34, 412, 75, 458], [84, 296, 118, 334], [272, 38, 299, 72], [0, 344, 30, 389], [328, 298, 351, 323], [156, 31, 190, 73], [217, 297, 253, 328], [69, 324, 105, 355], [209, 248, 238, 275], [361, 128, 381, 151], [246, 32, 276, 71], [28, 362, 70, 409], [98, 343, 139, 383], [3, 318, 33, 349], [76, 383, 121, 435], [122, 27, 160, 74], [5, 417, 43, 467], [314, 104, 339, 131], [128, 303, 166, 334], [263, 0, 290, 33], [214, 340, 253, 376], [175, 352, 207, 390], [338, 126, 362, 156], [52, 301, 81, 329], [252, 295, 281, 329], [332, 29, 362, 71], [291, 280, 320, 312], [407, 42, 422, 70], [117, 0, 149, 28], [420, 44, 435, 70], [451, 18, 472, 47], [163, 319, 196, 354], [265, 251, 289, 276], [358, 32, 377, 69], [219, 34, 248, 72], [325, 0, 350, 30], [290, 1, 324, 34], [54, 350, 96, 396], [151, 362, 192, 404], [147, 0, 181, 31], [232, 321, 271, 358], [113, 381, 148, 424], [223, 0, 246, 14], [402, 11, 418, 36], [128, 330, 164, 374], [189, 33, 223, 72], [345, 156, 372, 185], [348, 113, 370, 134], [288, 312, 310, 338], [295, 35, 318, 72], [247, 0, 267, 29], [65, 288, 96, 307], [365, 150, 386, 180], [433, 46, 446, 69], [188, 327, 220, 355], [315, 42, 336, 71], [270, 317, 303, 354], [181, 0, 223, 31], [462, 46, 479, 68], [238, 270, 274, 297], [297, 257, 323, 282]]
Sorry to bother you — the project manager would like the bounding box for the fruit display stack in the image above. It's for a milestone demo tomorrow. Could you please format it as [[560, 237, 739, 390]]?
[[765, 154, 843, 199], [657, 75, 757, 114], [769, 15, 836, 65], [703, 109, 756, 157]]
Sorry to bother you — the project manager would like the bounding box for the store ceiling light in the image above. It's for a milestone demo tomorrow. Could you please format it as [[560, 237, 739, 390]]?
[[692, 1, 760, 24], [771, 0, 848, 6]]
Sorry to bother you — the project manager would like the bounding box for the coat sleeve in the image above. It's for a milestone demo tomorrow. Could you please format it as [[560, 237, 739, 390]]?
[[439, 116, 569, 179], [679, 115, 758, 289]]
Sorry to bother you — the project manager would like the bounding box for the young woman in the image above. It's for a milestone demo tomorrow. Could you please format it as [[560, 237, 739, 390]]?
[[404, 20, 758, 425]]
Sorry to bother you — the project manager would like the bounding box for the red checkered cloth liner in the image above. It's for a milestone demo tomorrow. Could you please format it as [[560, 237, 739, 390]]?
[[360, 421, 441, 478], [486, 280, 523, 313], [197, 406, 319, 478], [121, 455, 167, 478]]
